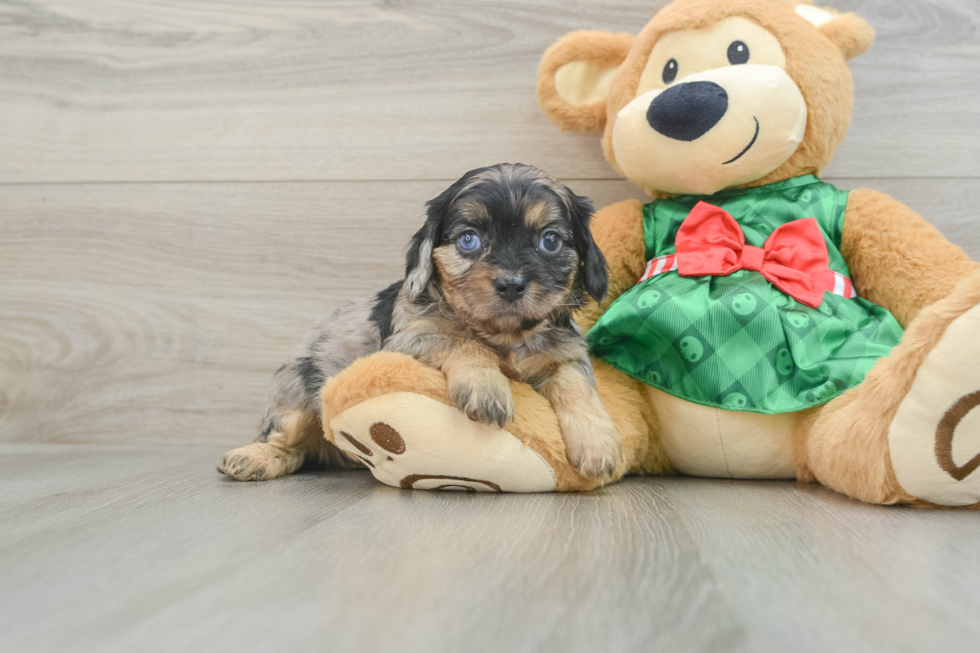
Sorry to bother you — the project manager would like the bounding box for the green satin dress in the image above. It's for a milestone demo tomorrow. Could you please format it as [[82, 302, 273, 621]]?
[[588, 175, 904, 414]]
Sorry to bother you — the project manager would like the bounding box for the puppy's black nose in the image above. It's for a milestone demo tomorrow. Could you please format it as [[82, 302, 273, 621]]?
[[494, 275, 528, 303], [647, 81, 728, 141]]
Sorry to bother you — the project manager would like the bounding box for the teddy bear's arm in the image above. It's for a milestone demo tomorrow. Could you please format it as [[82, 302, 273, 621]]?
[[574, 199, 646, 331], [841, 188, 980, 327]]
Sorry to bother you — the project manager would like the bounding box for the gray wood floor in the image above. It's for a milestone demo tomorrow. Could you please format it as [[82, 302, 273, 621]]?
[[3, 445, 980, 653], [1, 1, 979, 651]]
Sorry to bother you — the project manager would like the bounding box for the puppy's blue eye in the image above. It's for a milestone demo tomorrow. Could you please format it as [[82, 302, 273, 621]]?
[[539, 231, 562, 253], [458, 231, 481, 252]]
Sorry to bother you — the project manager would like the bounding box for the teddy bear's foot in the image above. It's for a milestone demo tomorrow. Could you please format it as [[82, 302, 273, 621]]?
[[889, 302, 980, 507], [321, 352, 614, 493], [329, 392, 557, 492], [805, 270, 980, 507]]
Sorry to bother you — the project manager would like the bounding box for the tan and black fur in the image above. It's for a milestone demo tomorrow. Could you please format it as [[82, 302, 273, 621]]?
[[219, 163, 623, 482]]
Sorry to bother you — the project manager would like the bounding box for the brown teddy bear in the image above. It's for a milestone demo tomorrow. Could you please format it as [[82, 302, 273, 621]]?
[[322, 0, 980, 508]]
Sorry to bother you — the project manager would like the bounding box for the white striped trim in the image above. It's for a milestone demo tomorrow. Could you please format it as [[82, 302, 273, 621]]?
[[640, 256, 860, 301], [639, 254, 678, 282], [829, 271, 858, 299]]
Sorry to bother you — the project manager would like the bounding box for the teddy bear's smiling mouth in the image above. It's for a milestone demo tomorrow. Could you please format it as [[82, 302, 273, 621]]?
[[723, 117, 760, 165]]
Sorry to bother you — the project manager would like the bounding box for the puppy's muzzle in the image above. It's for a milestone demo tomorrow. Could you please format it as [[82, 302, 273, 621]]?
[[646, 81, 729, 142], [494, 275, 528, 303]]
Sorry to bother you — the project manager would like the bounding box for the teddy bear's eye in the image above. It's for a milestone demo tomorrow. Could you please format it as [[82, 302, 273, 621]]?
[[662, 58, 678, 84], [727, 41, 750, 65]]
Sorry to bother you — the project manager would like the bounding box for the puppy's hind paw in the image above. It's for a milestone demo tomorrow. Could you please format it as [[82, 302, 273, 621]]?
[[218, 443, 299, 481], [449, 369, 515, 428]]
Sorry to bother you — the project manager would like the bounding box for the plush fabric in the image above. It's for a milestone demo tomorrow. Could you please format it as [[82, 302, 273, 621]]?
[[537, 31, 634, 133], [841, 189, 980, 328]]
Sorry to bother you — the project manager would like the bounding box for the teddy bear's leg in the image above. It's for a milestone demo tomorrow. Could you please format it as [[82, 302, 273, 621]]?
[[797, 268, 980, 508], [321, 352, 662, 492]]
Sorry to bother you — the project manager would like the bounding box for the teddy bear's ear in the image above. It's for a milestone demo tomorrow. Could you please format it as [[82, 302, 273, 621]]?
[[537, 30, 634, 132], [794, 3, 875, 60]]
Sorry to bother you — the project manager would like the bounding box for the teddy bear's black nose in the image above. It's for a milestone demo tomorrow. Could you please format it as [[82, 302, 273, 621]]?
[[646, 81, 729, 141]]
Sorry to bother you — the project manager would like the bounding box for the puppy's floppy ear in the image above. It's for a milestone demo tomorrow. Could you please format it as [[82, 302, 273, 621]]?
[[406, 168, 489, 297], [567, 192, 608, 303], [404, 189, 450, 301]]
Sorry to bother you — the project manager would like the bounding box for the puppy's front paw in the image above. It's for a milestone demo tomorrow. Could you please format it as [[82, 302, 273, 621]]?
[[449, 368, 515, 428], [559, 408, 623, 480]]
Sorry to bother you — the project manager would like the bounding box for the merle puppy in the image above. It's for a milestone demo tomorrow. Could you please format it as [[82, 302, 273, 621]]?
[[219, 163, 622, 482]]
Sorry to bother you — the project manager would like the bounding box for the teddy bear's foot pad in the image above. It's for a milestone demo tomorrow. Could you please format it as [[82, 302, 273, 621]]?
[[328, 392, 558, 492], [890, 304, 980, 506]]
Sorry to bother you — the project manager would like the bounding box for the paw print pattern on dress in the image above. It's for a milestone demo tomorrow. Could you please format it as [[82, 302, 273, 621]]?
[[679, 336, 704, 362]]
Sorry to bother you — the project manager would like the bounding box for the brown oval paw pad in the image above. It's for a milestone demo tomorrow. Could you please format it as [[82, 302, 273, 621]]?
[[369, 422, 405, 454]]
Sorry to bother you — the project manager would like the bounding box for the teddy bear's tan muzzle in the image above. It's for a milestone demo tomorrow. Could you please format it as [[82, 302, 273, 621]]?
[[614, 64, 807, 196]]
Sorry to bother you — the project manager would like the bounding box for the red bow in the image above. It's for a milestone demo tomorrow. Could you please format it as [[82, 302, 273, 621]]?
[[676, 201, 831, 308]]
